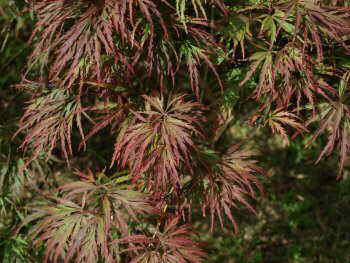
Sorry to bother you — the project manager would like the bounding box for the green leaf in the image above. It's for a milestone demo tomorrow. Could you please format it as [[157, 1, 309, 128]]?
[[261, 16, 277, 43]]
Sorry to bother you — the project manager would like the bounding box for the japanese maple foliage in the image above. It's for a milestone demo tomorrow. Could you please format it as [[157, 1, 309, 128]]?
[[11, 0, 350, 262]]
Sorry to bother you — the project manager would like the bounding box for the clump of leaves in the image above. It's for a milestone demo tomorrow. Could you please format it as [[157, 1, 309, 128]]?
[[112, 93, 203, 191], [306, 70, 350, 174], [117, 217, 206, 263], [15, 85, 87, 165], [196, 144, 263, 232], [25, 0, 225, 94], [18, 170, 156, 263], [264, 108, 307, 145]]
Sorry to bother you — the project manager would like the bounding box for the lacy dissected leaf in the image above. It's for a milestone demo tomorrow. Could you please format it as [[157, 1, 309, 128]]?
[[15, 87, 87, 164], [307, 70, 350, 174], [264, 108, 307, 145], [118, 216, 206, 263], [61, 170, 156, 224], [111, 93, 203, 191], [198, 144, 263, 232], [240, 49, 274, 96], [180, 41, 223, 98], [274, 45, 335, 108], [27, 0, 127, 88], [19, 198, 107, 263], [240, 45, 335, 107]]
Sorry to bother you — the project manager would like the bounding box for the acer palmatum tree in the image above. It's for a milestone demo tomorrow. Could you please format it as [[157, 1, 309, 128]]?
[[10, 0, 350, 262]]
